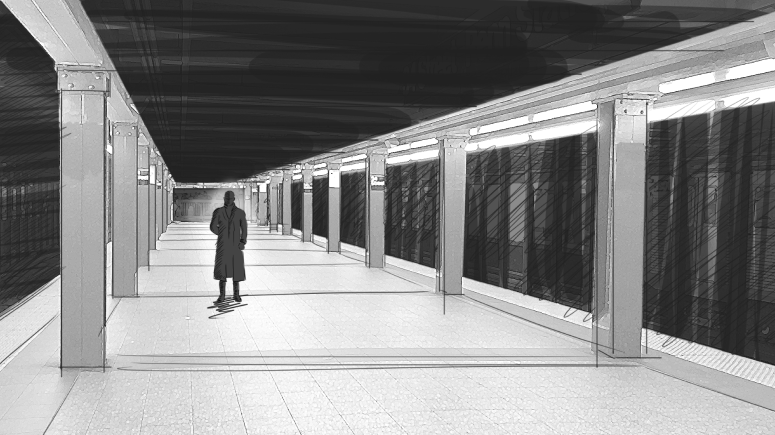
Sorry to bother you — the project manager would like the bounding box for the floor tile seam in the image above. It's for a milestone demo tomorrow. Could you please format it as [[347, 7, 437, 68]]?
[[270, 370, 304, 434], [42, 370, 84, 434], [228, 369, 251, 435]]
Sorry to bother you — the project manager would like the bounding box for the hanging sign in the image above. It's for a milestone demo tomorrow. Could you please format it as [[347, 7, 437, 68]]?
[[328, 170, 340, 188], [303, 182, 313, 191], [370, 175, 385, 190]]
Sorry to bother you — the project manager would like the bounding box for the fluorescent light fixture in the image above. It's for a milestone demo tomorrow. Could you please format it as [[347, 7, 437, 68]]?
[[409, 138, 438, 149], [408, 149, 439, 162], [722, 87, 775, 109], [342, 154, 366, 163], [386, 155, 412, 165], [313, 169, 327, 177], [659, 73, 715, 94], [387, 144, 411, 154], [530, 120, 596, 141], [293, 168, 301, 174], [533, 102, 596, 123], [648, 99, 715, 122], [726, 59, 775, 81], [292, 174, 302, 180], [386, 149, 439, 165], [464, 143, 479, 152], [471, 133, 530, 150], [313, 163, 327, 169], [473, 116, 529, 136], [341, 162, 366, 172]]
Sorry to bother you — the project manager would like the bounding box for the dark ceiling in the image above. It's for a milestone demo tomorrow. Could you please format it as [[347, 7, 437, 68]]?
[[81, 0, 771, 182]]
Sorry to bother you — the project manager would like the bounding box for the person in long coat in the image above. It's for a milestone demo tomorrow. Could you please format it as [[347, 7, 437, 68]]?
[[210, 190, 247, 303]]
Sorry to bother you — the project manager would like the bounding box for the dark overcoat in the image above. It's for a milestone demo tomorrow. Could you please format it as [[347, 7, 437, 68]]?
[[210, 204, 247, 281]]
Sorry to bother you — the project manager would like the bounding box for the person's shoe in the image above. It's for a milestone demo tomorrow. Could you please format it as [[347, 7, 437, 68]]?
[[214, 281, 226, 304], [233, 282, 242, 303]]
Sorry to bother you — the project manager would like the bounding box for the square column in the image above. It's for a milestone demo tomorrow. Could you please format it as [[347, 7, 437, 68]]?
[[258, 183, 268, 225], [270, 174, 281, 231], [155, 160, 162, 240], [169, 179, 174, 224], [161, 166, 168, 234], [148, 152, 157, 252], [327, 161, 342, 253], [438, 134, 469, 295], [365, 146, 387, 268], [593, 92, 657, 358], [244, 185, 253, 223], [301, 163, 313, 242], [112, 122, 138, 298], [58, 68, 109, 368], [137, 145, 150, 267], [282, 170, 293, 235]]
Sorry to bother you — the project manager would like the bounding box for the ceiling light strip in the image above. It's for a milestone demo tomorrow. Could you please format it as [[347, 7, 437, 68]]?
[[341, 162, 366, 172], [342, 154, 367, 163]]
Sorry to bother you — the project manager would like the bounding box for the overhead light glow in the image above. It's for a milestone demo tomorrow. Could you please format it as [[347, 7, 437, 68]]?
[[409, 138, 438, 149], [292, 174, 302, 180], [464, 143, 479, 152], [659, 73, 715, 94], [341, 162, 366, 172], [474, 116, 529, 136], [386, 155, 412, 165], [313, 169, 327, 177], [313, 163, 327, 169], [648, 99, 715, 122], [387, 144, 411, 154], [725, 59, 775, 81], [386, 149, 439, 165], [409, 149, 439, 162], [530, 120, 596, 141], [721, 87, 775, 109], [471, 133, 530, 150], [533, 102, 596, 123], [342, 154, 367, 163]]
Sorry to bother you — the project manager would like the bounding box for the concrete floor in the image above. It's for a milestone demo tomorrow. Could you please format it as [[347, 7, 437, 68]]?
[[0, 222, 773, 434]]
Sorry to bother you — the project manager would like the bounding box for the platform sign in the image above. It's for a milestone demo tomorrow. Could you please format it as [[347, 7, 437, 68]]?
[[370, 175, 385, 190]]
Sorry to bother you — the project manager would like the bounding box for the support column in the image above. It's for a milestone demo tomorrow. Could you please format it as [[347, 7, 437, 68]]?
[[282, 169, 293, 235], [270, 174, 281, 231], [327, 161, 342, 253], [161, 166, 168, 234], [258, 183, 268, 225], [244, 185, 253, 223], [365, 146, 387, 268], [302, 163, 313, 242], [112, 122, 138, 298], [148, 151, 157, 252], [438, 134, 469, 295], [58, 68, 109, 367], [155, 160, 162, 241], [169, 179, 174, 224], [137, 145, 150, 267], [593, 92, 657, 358]]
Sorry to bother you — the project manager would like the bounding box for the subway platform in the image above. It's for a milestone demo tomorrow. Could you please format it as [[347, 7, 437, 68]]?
[[0, 223, 772, 435]]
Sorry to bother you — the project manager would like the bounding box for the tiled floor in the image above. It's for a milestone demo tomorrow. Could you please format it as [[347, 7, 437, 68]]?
[[1, 222, 774, 434]]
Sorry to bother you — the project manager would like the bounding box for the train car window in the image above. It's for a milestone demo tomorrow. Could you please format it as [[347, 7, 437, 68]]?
[[1, 186, 6, 221]]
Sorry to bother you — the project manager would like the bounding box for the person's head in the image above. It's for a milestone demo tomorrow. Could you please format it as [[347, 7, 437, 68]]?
[[223, 191, 235, 206]]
